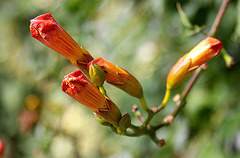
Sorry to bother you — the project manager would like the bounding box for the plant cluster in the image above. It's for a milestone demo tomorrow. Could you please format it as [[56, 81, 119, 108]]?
[[29, 0, 233, 147]]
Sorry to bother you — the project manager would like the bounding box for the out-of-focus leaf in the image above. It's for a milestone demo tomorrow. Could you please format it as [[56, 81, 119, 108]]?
[[176, 2, 193, 29], [176, 2, 205, 37], [184, 25, 206, 37]]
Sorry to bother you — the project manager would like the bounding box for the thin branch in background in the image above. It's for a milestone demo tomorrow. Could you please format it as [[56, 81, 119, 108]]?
[[209, 0, 231, 36]]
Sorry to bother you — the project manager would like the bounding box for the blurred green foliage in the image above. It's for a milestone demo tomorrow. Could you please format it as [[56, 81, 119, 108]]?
[[0, 0, 240, 157]]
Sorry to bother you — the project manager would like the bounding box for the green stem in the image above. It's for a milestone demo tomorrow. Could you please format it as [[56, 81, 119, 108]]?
[[139, 96, 155, 127], [148, 133, 162, 147], [142, 88, 171, 127], [157, 88, 171, 112], [139, 97, 151, 113], [126, 124, 144, 136], [142, 112, 154, 128]]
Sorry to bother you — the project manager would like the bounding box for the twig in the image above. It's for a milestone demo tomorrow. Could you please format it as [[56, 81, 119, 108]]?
[[209, 0, 231, 36]]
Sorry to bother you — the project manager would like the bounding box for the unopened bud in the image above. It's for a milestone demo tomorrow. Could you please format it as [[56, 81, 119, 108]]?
[[164, 115, 174, 124], [167, 37, 223, 89], [30, 13, 93, 77], [88, 57, 143, 98], [158, 139, 165, 147], [89, 63, 106, 87], [62, 70, 122, 126], [119, 113, 131, 130]]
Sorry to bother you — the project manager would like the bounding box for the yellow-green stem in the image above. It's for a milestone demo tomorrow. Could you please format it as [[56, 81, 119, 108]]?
[[139, 97, 151, 113], [157, 88, 171, 112]]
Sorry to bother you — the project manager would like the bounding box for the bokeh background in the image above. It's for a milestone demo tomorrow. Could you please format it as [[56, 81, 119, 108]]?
[[0, 0, 240, 157]]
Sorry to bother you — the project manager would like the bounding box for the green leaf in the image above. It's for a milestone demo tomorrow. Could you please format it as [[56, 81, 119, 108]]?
[[176, 2, 193, 29]]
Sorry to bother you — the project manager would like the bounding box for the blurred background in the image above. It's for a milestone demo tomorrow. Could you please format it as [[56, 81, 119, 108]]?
[[0, 0, 240, 157]]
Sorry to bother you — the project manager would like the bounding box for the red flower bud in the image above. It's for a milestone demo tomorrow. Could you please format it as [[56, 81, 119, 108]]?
[[0, 140, 4, 156], [30, 13, 93, 76], [61, 70, 122, 126], [88, 57, 143, 98], [167, 37, 223, 89]]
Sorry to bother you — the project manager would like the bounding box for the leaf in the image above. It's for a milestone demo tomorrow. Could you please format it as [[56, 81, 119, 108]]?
[[176, 2, 193, 29]]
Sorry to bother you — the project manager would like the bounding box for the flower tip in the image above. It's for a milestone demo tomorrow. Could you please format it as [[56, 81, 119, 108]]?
[[207, 36, 223, 54], [29, 25, 38, 38], [30, 13, 57, 39], [61, 70, 87, 94], [31, 13, 53, 21], [66, 69, 85, 78]]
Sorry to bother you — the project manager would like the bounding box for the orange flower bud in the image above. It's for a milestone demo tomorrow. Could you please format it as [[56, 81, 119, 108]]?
[[30, 13, 94, 76], [88, 57, 143, 98], [61, 70, 122, 126], [167, 37, 223, 89]]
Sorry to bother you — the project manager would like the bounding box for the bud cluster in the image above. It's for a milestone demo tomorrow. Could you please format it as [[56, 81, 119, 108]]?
[[30, 13, 144, 131], [30, 13, 223, 138]]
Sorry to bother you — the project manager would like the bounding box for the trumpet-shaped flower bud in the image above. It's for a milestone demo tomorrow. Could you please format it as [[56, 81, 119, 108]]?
[[30, 13, 94, 76], [167, 37, 223, 89], [89, 63, 105, 87], [88, 57, 143, 98], [61, 70, 122, 126]]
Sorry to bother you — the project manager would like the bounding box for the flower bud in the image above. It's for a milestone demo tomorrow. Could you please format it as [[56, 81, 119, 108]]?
[[119, 113, 131, 130], [89, 63, 105, 87], [167, 37, 223, 89], [62, 70, 122, 126], [30, 13, 94, 76], [88, 57, 143, 98]]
